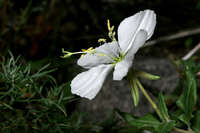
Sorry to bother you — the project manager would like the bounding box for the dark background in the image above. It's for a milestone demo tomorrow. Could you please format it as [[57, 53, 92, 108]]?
[[1, 0, 200, 132], [1, 0, 200, 84]]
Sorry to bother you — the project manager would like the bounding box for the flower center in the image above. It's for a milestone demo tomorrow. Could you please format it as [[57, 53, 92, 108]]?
[[112, 52, 125, 65], [95, 51, 125, 65]]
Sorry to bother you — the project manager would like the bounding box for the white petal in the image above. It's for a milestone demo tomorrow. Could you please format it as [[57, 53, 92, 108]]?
[[113, 59, 133, 80], [71, 64, 113, 100], [95, 41, 121, 58], [126, 30, 148, 58], [118, 9, 156, 53], [113, 30, 147, 80], [77, 54, 111, 69], [77, 41, 120, 69]]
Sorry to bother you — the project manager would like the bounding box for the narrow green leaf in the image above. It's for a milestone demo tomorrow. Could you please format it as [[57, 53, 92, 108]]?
[[178, 113, 191, 127], [127, 72, 140, 107], [155, 120, 176, 133], [192, 111, 200, 133], [1, 102, 14, 110], [176, 62, 197, 126], [158, 92, 169, 121], [54, 103, 67, 117], [117, 110, 160, 129], [130, 80, 140, 107], [171, 110, 185, 127], [136, 71, 160, 80]]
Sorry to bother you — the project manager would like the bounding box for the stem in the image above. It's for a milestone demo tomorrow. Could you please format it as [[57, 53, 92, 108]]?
[[135, 78, 163, 120], [173, 127, 194, 133], [182, 42, 200, 60], [135, 78, 194, 133]]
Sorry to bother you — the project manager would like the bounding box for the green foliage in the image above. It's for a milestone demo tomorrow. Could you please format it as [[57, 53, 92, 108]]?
[[1, 0, 200, 132], [117, 59, 200, 133], [127, 75, 140, 107], [118, 111, 160, 129], [0, 53, 76, 132], [158, 92, 170, 121], [192, 111, 200, 133], [176, 60, 197, 127], [156, 121, 176, 133], [65, 110, 144, 133], [117, 110, 176, 133]]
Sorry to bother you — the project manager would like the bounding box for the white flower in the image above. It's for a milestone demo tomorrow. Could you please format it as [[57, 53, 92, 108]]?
[[71, 9, 156, 100]]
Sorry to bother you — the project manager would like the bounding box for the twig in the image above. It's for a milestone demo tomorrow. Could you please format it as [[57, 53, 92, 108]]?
[[173, 127, 194, 133], [145, 27, 200, 46], [182, 42, 200, 60]]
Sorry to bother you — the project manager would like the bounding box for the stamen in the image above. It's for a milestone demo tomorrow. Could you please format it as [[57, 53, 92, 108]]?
[[61, 47, 95, 58], [81, 47, 95, 54], [107, 19, 116, 41], [62, 19, 117, 59], [107, 19, 111, 31], [98, 38, 107, 44]]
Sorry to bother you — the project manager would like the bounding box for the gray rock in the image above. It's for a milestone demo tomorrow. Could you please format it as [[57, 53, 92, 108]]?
[[134, 57, 179, 93], [77, 57, 179, 122]]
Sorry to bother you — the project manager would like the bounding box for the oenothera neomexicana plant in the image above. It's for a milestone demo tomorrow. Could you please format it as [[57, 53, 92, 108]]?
[[62, 9, 156, 100], [62, 10, 199, 133]]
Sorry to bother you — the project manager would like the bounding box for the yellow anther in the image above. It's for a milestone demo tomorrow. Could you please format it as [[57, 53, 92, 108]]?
[[106, 19, 116, 42], [107, 19, 111, 31], [61, 48, 73, 58], [62, 19, 116, 60], [98, 38, 107, 43], [80, 47, 95, 57], [62, 54, 72, 58], [110, 26, 114, 31], [81, 47, 94, 53], [62, 48, 69, 54], [113, 31, 116, 36]]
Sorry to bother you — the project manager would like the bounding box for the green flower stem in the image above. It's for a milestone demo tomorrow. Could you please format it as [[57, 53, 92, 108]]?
[[135, 78, 193, 133], [135, 78, 163, 120]]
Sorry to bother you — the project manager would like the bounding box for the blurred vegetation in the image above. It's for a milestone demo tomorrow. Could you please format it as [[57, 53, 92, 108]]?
[[0, 0, 200, 132], [0, 53, 76, 132], [0, 0, 200, 81]]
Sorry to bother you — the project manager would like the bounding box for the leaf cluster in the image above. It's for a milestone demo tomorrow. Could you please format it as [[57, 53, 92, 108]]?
[[118, 59, 200, 133], [0, 53, 76, 132]]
